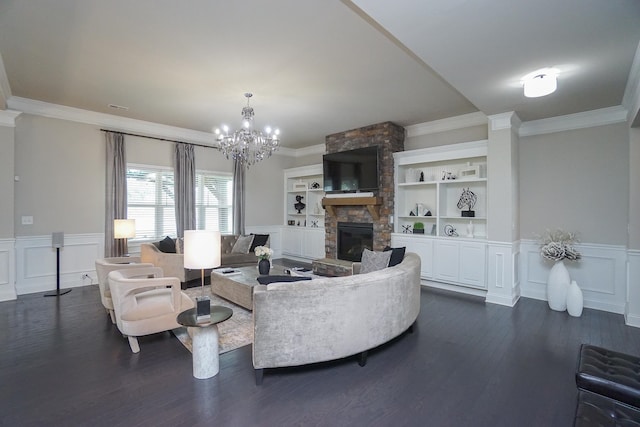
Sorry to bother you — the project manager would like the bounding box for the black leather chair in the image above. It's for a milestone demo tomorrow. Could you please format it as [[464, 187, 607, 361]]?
[[574, 344, 640, 426]]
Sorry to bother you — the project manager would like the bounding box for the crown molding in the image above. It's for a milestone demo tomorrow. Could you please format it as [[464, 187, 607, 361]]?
[[7, 96, 307, 157], [405, 112, 487, 138], [0, 110, 21, 127], [294, 143, 325, 157], [488, 111, 521, 131], [622, 40, 640, 125], [0, 53, 11, 109], [8, 96, 219, 146], [519, 105, 628, 137]]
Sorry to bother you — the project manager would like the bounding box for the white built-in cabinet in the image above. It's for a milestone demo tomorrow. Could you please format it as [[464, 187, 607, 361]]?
[[282, 165, 325, 260], [392, 141, 488, 291]]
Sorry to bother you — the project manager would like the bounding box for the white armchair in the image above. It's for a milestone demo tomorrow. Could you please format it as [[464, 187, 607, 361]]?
[[95, 257, 153, 324], [108, 266, 195, 353]]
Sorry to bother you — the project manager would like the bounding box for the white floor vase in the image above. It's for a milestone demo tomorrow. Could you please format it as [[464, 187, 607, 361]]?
[[547, 260, 570, 311], [567, 280, 584, 317]]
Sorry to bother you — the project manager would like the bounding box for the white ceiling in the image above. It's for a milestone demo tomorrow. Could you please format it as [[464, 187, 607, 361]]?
[[0, 0, 638, 149]]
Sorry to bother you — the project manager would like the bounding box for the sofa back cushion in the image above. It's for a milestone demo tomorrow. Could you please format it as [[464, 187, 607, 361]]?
[[360, 248, 392, 274], [249, 234, 270, 252], [232, 235, 255, 254], [158, 236, 176, 253]]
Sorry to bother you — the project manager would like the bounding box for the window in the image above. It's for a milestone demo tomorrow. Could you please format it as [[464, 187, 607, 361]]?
[[196, 172, 233, 233], [126, 166, 233, 240]]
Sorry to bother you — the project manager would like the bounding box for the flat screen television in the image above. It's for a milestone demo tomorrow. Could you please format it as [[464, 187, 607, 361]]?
[[323, 146, 379, 193]]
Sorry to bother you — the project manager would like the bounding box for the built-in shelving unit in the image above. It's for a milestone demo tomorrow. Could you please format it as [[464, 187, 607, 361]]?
[[392, 140, 489, 292], [282, 165, 325, 260]]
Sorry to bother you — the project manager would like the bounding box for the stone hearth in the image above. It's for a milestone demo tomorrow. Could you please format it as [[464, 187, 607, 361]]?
[[324, 121, 404, 259]]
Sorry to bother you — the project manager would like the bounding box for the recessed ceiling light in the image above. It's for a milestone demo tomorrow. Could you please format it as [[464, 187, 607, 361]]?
[[522, 68, 559, 98], [108, 104, 129, 111]]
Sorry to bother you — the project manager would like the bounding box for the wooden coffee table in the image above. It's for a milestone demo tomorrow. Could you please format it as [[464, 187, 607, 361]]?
[[210, 265, 287, 310]]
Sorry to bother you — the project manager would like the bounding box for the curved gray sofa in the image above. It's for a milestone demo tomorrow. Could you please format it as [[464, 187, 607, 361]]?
[[252, 252, 421, 384]]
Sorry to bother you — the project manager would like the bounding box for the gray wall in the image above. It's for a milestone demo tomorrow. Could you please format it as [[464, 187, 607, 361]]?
[[519, 122, 629, 245], [0, 124, 14, 238], [11, 114, 292, 237], [405, 124, 487, 151], [630, 127, 640, 249], [14, 115, 105, 236]]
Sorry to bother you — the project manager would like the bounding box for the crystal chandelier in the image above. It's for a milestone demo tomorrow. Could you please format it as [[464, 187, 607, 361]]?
[[214, 93, 280, 168]]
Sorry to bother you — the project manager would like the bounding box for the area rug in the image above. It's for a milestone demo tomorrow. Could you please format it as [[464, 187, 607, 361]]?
[[172, 285, 253, 354]]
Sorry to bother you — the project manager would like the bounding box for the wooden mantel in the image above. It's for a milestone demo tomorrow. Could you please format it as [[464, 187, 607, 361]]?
[[322, 196, 382, 220]]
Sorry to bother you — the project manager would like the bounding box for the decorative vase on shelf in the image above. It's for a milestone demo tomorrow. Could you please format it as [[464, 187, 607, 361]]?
[[258, 259, 270, 275], [466, 221, 474, 238], [566, 280, 584, 317], [547, 260, 570, 311]]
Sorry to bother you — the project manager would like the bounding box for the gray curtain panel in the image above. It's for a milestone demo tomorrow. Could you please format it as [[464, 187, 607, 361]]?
[[105, 132, 127, 257], [174, 143, 196, 237], [233, 159, 245, 235]]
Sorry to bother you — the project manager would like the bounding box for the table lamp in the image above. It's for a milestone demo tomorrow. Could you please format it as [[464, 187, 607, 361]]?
[[184, 230, 221, 320], [114, 219, 136, 256]]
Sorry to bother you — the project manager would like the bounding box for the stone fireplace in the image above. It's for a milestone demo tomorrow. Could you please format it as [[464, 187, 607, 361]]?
[[323, 121, 405, 259]]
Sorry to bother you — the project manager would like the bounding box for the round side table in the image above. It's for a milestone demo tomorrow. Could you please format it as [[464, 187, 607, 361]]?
[[177, 305, 232, 379]]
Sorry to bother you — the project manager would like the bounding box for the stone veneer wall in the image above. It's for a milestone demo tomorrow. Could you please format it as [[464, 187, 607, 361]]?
[[324, 121, 405, 258]]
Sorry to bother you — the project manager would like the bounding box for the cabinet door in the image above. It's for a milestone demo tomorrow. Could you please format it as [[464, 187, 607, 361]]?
[[391, 236, 433, 279], [434, 240, 459, 283], [302, 229, 325, 259], [459, 242, 487, 289], [282, 228, 302, 256]]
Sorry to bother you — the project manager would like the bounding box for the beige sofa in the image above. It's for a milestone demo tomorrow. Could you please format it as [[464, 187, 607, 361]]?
[[252, 252, 421, 384], [140, 234, 266, 284]]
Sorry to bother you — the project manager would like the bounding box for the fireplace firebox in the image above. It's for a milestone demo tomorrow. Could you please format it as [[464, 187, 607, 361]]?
[[337, 222, 373, 262]]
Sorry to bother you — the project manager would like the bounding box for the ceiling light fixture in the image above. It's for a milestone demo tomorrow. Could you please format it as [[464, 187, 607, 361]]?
[[522, 68, 559, 98], [214, 93, 280, 168]]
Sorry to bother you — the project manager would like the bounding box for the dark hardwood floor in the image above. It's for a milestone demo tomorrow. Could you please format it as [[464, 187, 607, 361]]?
[[2, 267, 640, 426]]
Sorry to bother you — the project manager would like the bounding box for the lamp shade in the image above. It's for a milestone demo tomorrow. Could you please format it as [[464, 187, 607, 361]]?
[[183, 230, 221, 269], [114, 219, 136, 239]]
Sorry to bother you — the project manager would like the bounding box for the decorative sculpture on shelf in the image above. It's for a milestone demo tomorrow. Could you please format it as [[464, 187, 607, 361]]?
[[444, 224, 459, 237], [294, 195, 306, 214], [402, 224, 412, 233], [457, 188, 477, 217]]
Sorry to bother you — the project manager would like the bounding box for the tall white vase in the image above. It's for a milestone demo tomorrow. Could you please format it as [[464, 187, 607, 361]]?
[[547, 260, 570, 311], [567, 280, 584, 317]]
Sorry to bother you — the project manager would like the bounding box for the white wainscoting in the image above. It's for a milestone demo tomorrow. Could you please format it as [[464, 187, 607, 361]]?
[[0, 238, 17, 301], [485, 241, 521, 307], [15, 233, 104, 295], [519, 240, 628, 314], [626, 250, 640, 327]]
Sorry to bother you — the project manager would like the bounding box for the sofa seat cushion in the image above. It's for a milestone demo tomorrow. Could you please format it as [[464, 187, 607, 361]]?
[[576, 344, 640, 409], [223, 252, 257, 266], [120, 289, 177, 321]]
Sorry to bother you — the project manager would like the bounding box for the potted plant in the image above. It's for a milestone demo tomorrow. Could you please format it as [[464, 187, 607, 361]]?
[[539, 229, 581, 311], [255, 245, 274, 275], [413, 222, 425, 234]]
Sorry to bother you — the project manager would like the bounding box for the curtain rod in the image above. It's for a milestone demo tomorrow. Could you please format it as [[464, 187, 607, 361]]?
[[100, 129, 218, 150]]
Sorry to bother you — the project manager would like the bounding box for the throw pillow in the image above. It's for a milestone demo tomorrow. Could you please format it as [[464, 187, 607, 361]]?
[[231, 235, 255, 254], [360, 248, 392, 274], [384, 246, 406, 267], [249, 234, 270, 252], [256, 275, 312, 285], [158, 236, 176, 253]]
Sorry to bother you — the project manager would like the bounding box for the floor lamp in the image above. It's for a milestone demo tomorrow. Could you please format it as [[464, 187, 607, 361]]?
[[114, 219, 136, 256], [183, 230, 221, 321], [44, 232, 72, 297]]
